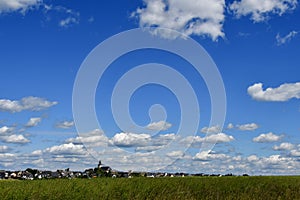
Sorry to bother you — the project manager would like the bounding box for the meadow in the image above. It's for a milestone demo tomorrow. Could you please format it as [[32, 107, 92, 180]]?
[[1, 176, 300, 200]]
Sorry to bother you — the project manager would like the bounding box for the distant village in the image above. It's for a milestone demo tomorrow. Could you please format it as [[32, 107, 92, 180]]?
[[0, 160, 249, 180]]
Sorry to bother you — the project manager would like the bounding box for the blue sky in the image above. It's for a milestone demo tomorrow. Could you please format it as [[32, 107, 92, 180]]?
[[0, 0, 300, 175]]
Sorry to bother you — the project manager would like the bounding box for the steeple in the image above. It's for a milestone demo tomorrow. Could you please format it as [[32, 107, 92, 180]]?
[[98, 160, 102, 168]]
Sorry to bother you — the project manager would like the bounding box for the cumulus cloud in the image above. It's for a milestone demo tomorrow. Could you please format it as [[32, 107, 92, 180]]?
[[110, 132, 151, 147], [273, 142, 294, 151], [193, 150, 229, 161], [247, 154, 259, 162], [237, 123, 259, 131], [248, 82, 300, 102], [65, 129, 176, 152], [276, 31, 298, 45], [146, 121, 172, 131], [0, 125, 30, 144], [66, 129, 108, 147], [31, 149, 43, 156], [227, 123, 234, 129], [0, 134, 30, 144], [0, 153, 14, 161], [25, 117, 42, 127], [44, 143, 87, 155], [133, 0, 225, 41], [151, 133, 176, 146], [56, 121, 74, 129], [201, 125, 222, 134], [166, 151, 184, 158], [0, 96, 57, 113], [230, 0, 298, 22], [183, 133, 234, 147], [203, 133, 235, 143], [290, 149, 300, 157], [253, 132, 283, 143], [0, 145, 9, 153], [0, 0, 41, 14], [226, 123, 259, 131], [0, 126, 13, 135]]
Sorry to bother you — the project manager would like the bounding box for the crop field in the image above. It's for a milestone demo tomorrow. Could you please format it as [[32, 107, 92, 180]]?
[[1, 176, 300, 200]]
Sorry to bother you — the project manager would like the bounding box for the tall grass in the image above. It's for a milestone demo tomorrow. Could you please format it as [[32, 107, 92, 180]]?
[[1, 176, 300, 199]]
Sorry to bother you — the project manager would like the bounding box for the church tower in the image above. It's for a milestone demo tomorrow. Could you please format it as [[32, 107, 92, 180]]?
[[98, 160, 102, 169]]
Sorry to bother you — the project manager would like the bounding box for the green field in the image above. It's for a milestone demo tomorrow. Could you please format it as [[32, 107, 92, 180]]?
[[1, 176, 300, 200]]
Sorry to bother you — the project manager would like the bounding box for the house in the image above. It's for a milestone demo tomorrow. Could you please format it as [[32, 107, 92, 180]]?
[[51, 171, 60, 179], [40, 171, 52, 179], [116, 171, 129, 178], [21, 171, 34, 180], [10, 172, 17, 179]]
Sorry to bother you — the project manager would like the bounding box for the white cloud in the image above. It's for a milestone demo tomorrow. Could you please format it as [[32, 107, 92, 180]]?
[[204, 133, 235, 143], [151, 133, 176, 146], [25, 117, 42, 127], [109, 132, 151, 147], [0, 126, 13, 135], [227, 123, 234, 129], [135, 145, 164, 152], [0, 145, 9, 153], [56, 121, 74, 129], [201, 125, 222, 134], [247, 154, 259, 162], [237, 123, 259, 131], [253, 132, 283, 143], [0, 134, 30, 144], [0, 125, 30, 144], [0, 0, 41, 14], [133, 0, 225, 41], [276, 31, 298, 45], [226, 123, 259, 131], [146, 121, 172, 131], [0, 153, 14, 160], [248, 82, 300, 102], [193, 150, 229, 161], [273, 142, 294, 151], [31, 149, 43, 156], [166, 151, 184, 158], [183, 133, 234, 146], [0, 96, 57, 113], [44, 143, 87, 155], [66, 129, 108, 147], [0, 1, 80, 29], [290, 149, 300, 157], [66, 130, 176, 151], [230, 0, 298, 22], [59, 17, 79, 27]]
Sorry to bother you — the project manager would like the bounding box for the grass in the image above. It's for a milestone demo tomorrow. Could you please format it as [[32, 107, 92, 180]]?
[[1, 176, 300, 200]]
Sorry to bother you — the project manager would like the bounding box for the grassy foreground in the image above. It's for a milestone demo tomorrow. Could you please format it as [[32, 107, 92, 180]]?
[[1, 176, 300, 200]]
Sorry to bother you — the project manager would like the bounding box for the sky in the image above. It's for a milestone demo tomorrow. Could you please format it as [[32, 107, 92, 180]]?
[[0, 0, 300, 175]]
